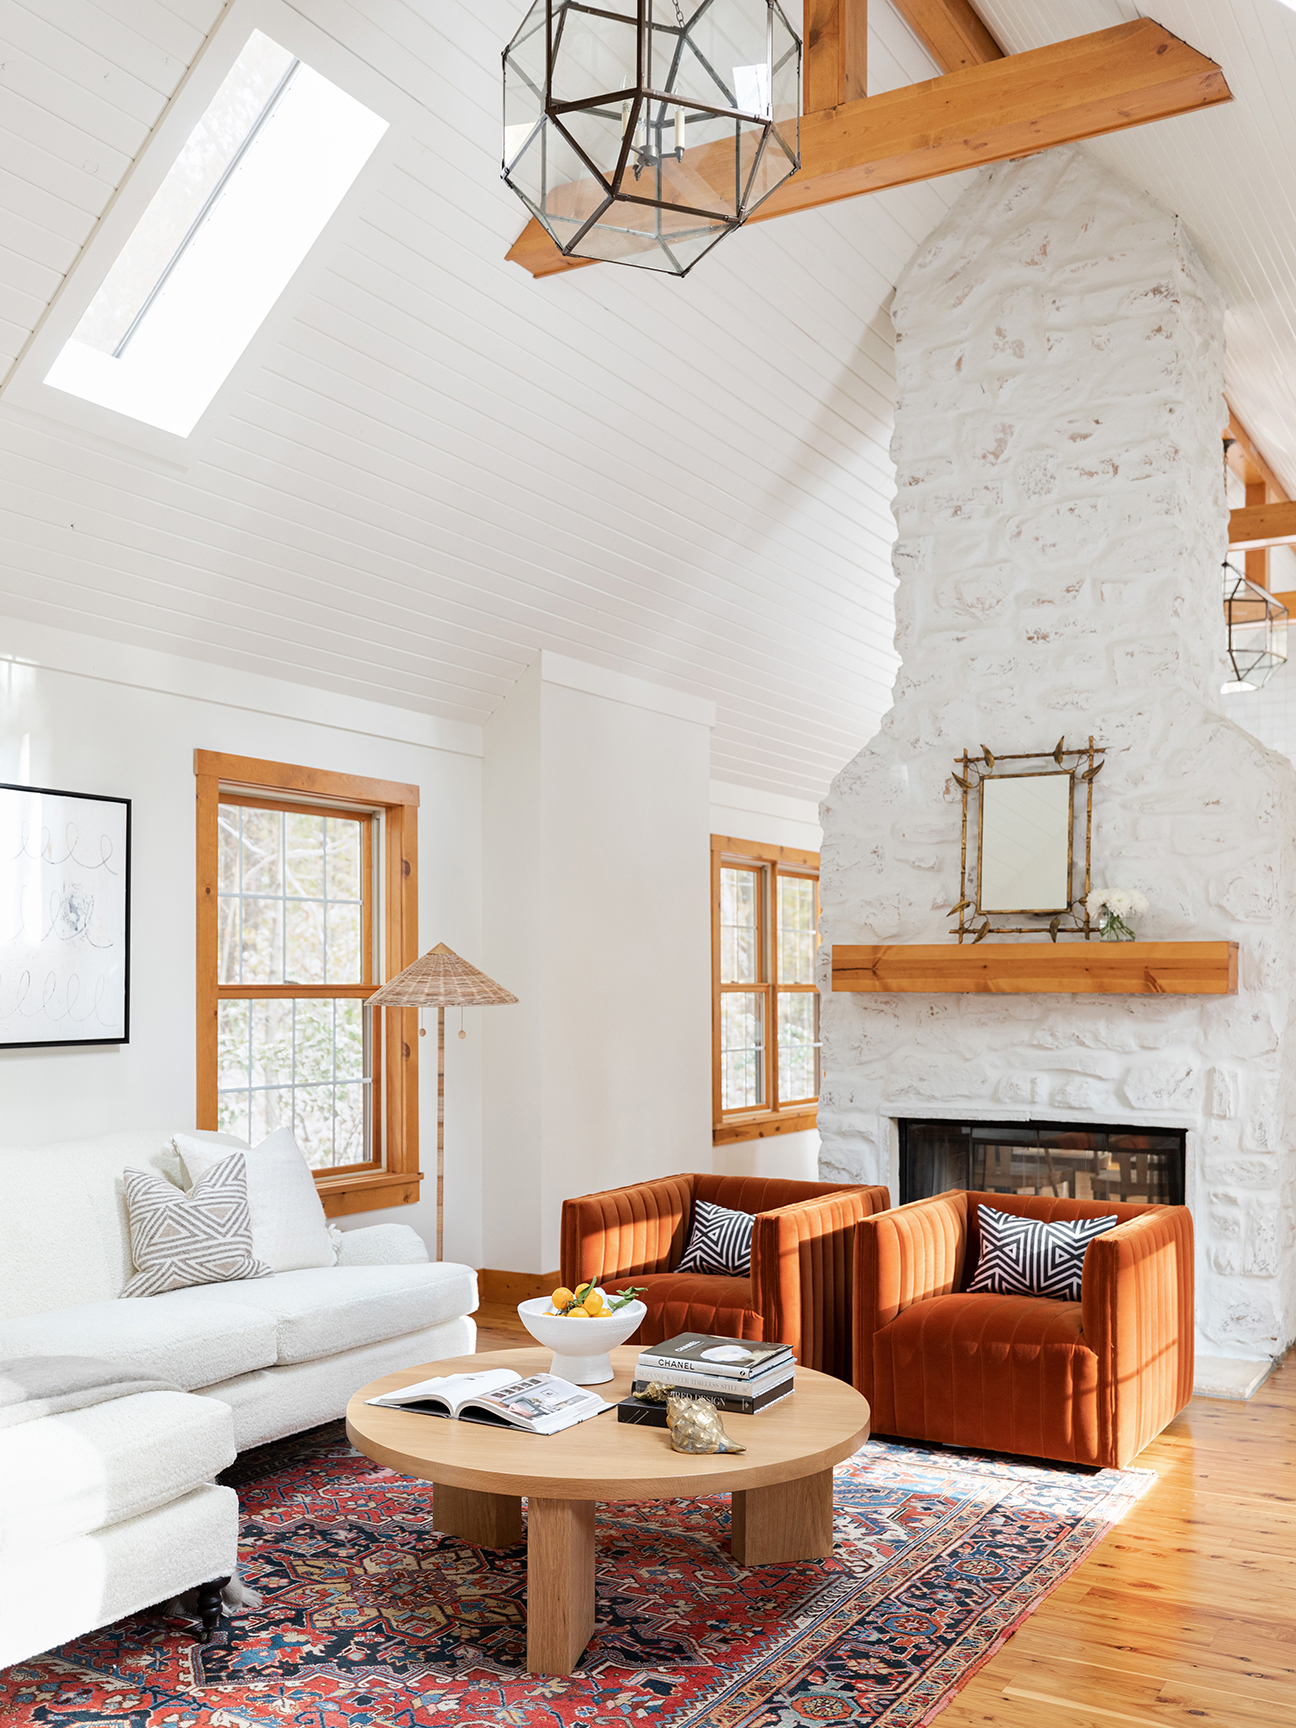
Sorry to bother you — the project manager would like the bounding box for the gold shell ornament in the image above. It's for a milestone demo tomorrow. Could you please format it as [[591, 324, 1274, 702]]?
[[665, 1391, 746, 1454], [633, 1382, 672, 1404]]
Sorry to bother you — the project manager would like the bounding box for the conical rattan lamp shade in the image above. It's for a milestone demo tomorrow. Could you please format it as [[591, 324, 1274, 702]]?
[[366, 944, 514, 1264], [365, 942, 517, 1009]]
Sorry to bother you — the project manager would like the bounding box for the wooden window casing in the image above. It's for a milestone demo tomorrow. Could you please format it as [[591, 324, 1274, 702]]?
[[711, 834, 821, 1146], [195, 750, 421, 1217]]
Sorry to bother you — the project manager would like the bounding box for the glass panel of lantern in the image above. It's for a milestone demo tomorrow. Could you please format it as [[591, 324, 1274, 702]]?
[[1222, 561, 1289, 692], [502, 0, 801, 277]]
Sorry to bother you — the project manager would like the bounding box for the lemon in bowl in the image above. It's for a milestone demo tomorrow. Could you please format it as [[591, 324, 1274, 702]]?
[[517, 1285, 647, 1385]]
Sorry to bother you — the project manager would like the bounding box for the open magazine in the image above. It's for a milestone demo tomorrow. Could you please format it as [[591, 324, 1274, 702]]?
[[365, 1369, 612, 1434]]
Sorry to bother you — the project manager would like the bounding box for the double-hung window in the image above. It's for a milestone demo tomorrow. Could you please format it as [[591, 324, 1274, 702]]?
[[195, 751, 420, 1215], [711, 836, 820, 1144]]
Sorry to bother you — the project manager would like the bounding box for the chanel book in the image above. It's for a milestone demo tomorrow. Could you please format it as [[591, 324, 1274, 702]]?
[[636, 1333, 794, 1381]]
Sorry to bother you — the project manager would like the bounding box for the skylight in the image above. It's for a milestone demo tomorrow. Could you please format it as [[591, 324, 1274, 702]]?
[[44, 31, 387, 437]]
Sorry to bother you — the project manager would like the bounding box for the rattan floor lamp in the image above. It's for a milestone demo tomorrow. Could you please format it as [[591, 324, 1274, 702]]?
[[365, 942, 517, 1260]]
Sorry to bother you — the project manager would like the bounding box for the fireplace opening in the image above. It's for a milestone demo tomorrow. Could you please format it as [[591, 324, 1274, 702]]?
[[899, 1119, 1186, 1207]]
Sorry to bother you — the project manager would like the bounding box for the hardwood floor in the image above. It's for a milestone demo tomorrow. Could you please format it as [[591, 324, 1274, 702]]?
[[471, 1300, 535, 1351], [470, 1308, 1294, 1723], [941, 1352, 1295, 1727]]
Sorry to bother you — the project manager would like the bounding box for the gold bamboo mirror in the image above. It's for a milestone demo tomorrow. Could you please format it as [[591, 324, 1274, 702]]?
[[950, 737, 1105, 943], [978, 771, 1074, 914]]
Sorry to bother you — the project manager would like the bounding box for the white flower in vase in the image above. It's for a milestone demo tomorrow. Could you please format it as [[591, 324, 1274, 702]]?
[[1084, 888, 1148, 941]]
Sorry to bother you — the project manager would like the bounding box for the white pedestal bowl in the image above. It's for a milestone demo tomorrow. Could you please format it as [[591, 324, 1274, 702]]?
[[517, 1296, 648, 1385]]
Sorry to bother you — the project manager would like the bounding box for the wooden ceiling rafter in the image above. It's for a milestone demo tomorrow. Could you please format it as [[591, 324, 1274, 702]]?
[[888, 0, 1003, 73], [1226, 406, 1289, 502], [1224, 404, 1291, 590], [505, 11, 1233, 279], [1228, 504, 1296, 551], [804, 0, 869, 113], [1225, 406, 1296, 622]]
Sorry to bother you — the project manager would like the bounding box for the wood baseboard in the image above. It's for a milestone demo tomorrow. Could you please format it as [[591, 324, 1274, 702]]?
[[477, 1267, 562, 1304]]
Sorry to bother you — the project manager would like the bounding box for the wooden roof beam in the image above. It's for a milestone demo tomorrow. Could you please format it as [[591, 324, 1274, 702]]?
[[804, 0, 868, 113], [506, 19, 1232, 279], [1224, 404, 1290, 587], [1225, 406, 1289, 500], [889, 0, 1003, 73], [1227, 500, 1296, 551]]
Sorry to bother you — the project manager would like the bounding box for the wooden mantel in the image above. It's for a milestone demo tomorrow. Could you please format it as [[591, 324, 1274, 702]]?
[[831, 942, 1239, 996]]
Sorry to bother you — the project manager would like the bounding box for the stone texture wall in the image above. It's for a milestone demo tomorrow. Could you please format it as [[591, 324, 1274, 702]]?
[[818, 147, 1296, 1362]]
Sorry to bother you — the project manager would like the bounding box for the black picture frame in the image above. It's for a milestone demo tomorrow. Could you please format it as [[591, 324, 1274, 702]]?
[[0, 781, 132, 1049]]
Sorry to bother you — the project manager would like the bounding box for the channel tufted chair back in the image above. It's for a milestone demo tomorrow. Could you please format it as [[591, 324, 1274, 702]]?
[[560, 1173, 890, 1384], [853, 1189, 1194, 1468]]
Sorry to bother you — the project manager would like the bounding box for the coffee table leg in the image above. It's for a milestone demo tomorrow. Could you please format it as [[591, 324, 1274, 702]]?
[[433, 1482, 523, 1547], [526, 1497, 596, 1675], [731, 1468, 834, 1566]]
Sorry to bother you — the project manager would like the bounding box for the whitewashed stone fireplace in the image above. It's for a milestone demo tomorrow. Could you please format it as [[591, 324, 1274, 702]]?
[[817, 147, 1296, 1384]]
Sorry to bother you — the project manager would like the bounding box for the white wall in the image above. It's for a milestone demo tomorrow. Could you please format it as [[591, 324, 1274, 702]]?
[[482, 652, 715, 1272], [709, 779, 823, 853], [708, 778, 825, 1184], [1, 620, 829, 1276], [0, 615, 486, 1267], [479, 658, 544, 1270]]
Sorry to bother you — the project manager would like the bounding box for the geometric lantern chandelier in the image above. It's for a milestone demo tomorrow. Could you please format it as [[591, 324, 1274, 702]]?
[[502, 0, 801, 276], [1221, 559, 1289, 693]]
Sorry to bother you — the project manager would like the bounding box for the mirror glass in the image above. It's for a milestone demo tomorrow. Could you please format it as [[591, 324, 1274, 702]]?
[[978, 772, 1073, 913]]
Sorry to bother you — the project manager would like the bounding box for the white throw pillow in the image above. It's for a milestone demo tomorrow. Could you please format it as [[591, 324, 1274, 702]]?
[[174, 1127, 337, 1273]]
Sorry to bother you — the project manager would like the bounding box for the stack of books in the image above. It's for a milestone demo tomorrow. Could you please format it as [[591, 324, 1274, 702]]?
[[617, 1332, 794, 1426]]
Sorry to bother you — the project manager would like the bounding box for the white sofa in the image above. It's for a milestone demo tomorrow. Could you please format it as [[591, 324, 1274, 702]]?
[[0, 1386, 239, 1668], [0, 1130, 478, 1450], [0, 1128, 478, 1669]]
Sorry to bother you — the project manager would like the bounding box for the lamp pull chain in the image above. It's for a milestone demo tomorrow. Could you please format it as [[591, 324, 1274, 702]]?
[[458, 1007, 466, 1040]]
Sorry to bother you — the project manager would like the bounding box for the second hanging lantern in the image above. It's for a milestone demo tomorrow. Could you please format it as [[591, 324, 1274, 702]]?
[[503, 0, 801, 276]]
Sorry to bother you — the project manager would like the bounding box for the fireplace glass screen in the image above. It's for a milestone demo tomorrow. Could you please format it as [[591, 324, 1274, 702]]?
[[900, 1120, 1185, 1207]]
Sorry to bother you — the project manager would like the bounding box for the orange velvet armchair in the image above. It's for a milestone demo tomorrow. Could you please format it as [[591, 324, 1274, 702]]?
[[561, 1173, 890, 1382], [853, 1190, 1194, 1469]]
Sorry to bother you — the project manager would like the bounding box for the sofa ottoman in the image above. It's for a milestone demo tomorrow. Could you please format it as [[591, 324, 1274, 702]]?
[[0, 1388, 238, 1669]]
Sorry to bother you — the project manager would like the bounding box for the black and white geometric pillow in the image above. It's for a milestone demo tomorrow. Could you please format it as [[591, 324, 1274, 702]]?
[[122, 1153, 273, 1298], [967, 1204, 1118, 1303], [676, 1199, 756, 1277]]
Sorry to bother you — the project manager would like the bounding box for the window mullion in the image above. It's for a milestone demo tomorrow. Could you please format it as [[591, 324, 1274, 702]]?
[[236, 804, 245, 989], [768, 863, 779, 1114]]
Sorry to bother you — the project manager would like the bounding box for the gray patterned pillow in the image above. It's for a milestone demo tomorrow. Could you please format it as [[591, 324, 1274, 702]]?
[[122, 1153, 272, 1298]]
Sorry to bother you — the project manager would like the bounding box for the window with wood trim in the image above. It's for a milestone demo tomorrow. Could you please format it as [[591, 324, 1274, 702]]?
[[195, 751, 420, 1218], [711, 835, 820, 1145]]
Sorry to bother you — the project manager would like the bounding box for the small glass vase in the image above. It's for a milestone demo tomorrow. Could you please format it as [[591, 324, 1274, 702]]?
[[1097, 912, 1137, 942]]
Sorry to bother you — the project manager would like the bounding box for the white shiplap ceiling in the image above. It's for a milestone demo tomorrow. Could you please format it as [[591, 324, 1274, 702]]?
[[0, 1, 1292, 798]]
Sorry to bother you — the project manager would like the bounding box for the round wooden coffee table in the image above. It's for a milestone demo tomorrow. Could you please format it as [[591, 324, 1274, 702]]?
[[347, 1346, 870, 1676]]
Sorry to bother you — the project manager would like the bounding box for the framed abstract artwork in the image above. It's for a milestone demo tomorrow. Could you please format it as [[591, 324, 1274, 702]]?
[[0, 782, 132, 1048]]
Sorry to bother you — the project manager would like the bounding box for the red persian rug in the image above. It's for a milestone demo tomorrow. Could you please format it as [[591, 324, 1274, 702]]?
[[2, 1421, 1152, 1728]]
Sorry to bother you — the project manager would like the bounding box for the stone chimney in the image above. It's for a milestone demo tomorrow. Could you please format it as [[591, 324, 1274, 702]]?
[[818, 147, 1296, 1377]]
